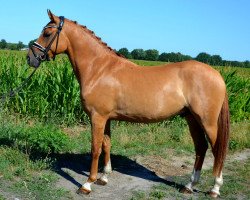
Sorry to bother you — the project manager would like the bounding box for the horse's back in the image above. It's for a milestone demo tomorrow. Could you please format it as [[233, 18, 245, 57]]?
[[112, 60, 226, 122]]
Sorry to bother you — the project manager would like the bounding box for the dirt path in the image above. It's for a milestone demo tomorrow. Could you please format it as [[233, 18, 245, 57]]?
[[55, 149, 250, 200]]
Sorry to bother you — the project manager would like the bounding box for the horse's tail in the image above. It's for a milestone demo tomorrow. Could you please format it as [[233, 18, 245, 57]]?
[[213, 93, 230, 176]]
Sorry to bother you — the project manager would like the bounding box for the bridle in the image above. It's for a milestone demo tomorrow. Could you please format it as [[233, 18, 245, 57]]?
[[0, 16, 65, 101], [31, 16, 65, 65]]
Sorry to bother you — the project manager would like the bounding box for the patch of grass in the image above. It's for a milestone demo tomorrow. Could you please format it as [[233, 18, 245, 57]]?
[[0, 114, 74, 199], [0, 194, 6, 200], [130, 190, 147, 200], [222, 160, 250, 199], [0, 147, 51, 180], [1, 172, 71, 200], [199, 159, 250, 199], [0, 146, 71, 199], [130, 59, 167, 66], [129, 159, 250, 200], [229, 121, 250, 151], [110, 118, 194, 157], [149, 189, 166, 199], [0, 113, 73, 156], [11, 172, 71, 200], [110, 117, 194, 157]]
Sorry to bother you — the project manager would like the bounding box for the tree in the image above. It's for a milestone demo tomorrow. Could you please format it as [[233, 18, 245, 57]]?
[[117, 48, 131, 58], [28, 39, 37, 47], [17, 41, 25, 50], [195, 52, 211, 64], [0, 39, 7, 49], [182, 54, 193, 61], [145, 49, 159, 61], [8, 43, 18, 50], [131, 49, 146, 60], [231, 61, 244, 68], [158, 52, 169, 61], [158, 52, 192, 62], [210, 55, 222, 66], [243, 60, 250, 68]]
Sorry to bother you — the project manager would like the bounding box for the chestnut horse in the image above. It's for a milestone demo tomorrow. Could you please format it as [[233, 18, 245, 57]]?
[[27, 10, 229, 198]]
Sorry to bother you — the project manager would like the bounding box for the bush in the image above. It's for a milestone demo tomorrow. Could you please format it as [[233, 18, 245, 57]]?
[[0, 116, 72, 155]]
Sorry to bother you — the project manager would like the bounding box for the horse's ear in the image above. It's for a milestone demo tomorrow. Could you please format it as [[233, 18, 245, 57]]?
[[47, 9, 55, 22]]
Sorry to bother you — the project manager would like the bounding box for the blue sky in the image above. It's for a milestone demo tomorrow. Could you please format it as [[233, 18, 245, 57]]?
[[1, 0, 249, 61]]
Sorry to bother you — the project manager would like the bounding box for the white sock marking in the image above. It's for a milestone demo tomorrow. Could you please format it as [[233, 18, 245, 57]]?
[[99, 174, 108, 183], [82, 182, 92, 191], [211, 172, 223, 195], [104, 160, 112, 174], [185, 169, 201, 190]]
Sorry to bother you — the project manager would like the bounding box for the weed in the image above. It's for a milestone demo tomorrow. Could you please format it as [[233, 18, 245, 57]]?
[[0, 195, 5, 200], [149, 190, 166, 199], [130, 190, 146, 200]]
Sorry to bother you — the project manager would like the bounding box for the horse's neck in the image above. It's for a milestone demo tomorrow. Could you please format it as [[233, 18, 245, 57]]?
[[65, 27, 122, 84]]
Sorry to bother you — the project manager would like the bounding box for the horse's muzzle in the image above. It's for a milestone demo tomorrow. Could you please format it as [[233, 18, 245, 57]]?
[[27, 49, 41, 68]]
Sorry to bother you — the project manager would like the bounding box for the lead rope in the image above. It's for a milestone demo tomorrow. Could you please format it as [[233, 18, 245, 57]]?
[[0, 67, 38, 103]]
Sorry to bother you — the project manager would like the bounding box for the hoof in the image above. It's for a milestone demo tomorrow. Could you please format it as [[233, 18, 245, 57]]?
[[180, 187, 193, 194], [95, 178, 108, 186], [76, 187, 91, 195], [207, 191, 219, 198]]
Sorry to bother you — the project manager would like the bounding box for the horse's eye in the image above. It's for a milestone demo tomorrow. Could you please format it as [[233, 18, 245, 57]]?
[[43, 31, 51, 37]]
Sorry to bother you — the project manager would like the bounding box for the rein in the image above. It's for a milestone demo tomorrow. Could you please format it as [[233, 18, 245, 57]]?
[[0, 67, 38, 102]]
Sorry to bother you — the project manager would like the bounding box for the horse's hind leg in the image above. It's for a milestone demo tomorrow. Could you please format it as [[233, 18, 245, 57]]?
[[181, 113, 208, 193], [202, 123, 224, 198], [96, 119, 112, 185]]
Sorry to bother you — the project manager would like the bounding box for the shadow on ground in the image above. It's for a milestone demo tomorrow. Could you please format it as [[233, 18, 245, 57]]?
[[51, 153, 185, 191], [0, 137, 184, 192]]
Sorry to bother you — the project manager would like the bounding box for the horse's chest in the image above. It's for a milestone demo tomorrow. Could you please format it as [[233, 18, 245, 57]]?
[[80, 90, 116, 115]]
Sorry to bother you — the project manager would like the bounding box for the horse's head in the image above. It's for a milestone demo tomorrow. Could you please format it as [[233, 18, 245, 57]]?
[[27, 10, 68, 68]]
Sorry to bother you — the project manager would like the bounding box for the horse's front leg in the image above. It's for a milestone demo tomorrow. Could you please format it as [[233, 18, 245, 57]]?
[[96, 120, 112, 185], [77, 113, 107, 194]]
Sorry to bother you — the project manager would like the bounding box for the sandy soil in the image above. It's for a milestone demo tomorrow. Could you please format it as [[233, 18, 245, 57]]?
[[55, 149, 250, 200]]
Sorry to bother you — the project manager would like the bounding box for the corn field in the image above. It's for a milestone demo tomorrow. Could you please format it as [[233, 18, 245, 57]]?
[[0, 50, 85, 124], [0, 50, 249, 123]]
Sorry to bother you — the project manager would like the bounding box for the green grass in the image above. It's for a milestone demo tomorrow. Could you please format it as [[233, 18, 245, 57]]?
[[0, 50, 249, 199], [0, 147, 71, 200], [0, 113, 74, 156], [129, 158, 250, 200], [111, 118, 194, 157], [130, 59, 167, 66], [229, 121, 250, 151]]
